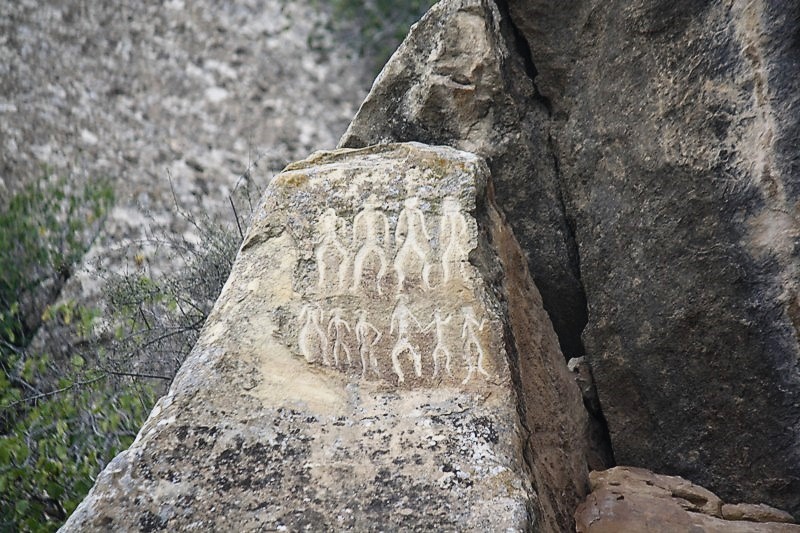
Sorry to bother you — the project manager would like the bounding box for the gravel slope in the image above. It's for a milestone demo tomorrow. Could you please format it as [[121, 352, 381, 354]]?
[[1, 0, 370, 278]]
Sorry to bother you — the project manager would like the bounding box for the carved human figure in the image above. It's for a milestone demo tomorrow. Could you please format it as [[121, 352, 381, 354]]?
[[390, 297, 424, 383], [327, 307, 353, 367], [298, 304, 329, 365], [315, 208, 350, 293], [355, 309, 382, 379], [425, 309, 453, 378], [394, 196, 432, 292], [352, 195, 390, 294], [461, 306, 489, 384], [439, 196, 470, 284]]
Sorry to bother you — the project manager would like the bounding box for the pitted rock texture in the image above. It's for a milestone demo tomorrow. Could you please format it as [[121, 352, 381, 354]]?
[[61, 143, 589, 532], [575, 467, 800, 533], [506, 0, 800, 516]]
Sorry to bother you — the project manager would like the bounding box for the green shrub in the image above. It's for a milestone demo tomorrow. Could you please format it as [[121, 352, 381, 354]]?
[[0, 356, 153, 532], [0, 176, 112, 352], [0, 169, 255, 532], [0, 176, 151, 532]]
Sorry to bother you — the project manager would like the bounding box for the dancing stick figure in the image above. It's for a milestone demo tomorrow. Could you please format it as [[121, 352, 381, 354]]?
[[355, 309, 382, 378], [461, 306, 489, 383], [298, 304, 329, 365], [394, 196, 432, 292], [390, 297, 424, 383], [425, 310, 453, 377], [327, 307, 353, 367], [439, 196, 470, 284], [315, 208, 350, 293], [352, 196, 390, 295]]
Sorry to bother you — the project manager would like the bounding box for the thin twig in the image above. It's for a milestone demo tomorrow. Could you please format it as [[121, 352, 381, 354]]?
[[229, 195, 244, 240], [104, 370, 172, 381], [0, 375, 107, 410]]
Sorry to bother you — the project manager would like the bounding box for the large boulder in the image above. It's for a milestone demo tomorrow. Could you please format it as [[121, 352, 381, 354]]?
[[506, 0, 800, 516], [61, 143, 589, 531]]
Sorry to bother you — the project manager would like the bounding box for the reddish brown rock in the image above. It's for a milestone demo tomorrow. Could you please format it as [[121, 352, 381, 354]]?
[[723, 503, 797, 524], [576, 467, 800, 533]]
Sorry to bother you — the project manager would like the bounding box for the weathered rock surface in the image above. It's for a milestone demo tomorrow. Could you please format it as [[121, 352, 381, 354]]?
[[61, 143, 589, 531], [339, 0, 587, 361], [575, 467, 800, 532], [504, 0, 800, 516], [338, 0, 615, 476]]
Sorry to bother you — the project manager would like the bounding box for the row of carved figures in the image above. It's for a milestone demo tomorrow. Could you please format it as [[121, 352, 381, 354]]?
[[316, 195, 471, 294], [298, 301, 490, 384]]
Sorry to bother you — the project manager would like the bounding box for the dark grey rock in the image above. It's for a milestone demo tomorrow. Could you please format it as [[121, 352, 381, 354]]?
[[509, 0, 800, 517]]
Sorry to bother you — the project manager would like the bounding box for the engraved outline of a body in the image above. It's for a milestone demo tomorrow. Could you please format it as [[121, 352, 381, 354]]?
[[390, 297, 424, 383], [394, 195, 432, 292], [315, 208, 350, 293], [426, 309, 453, 378], [327, 307, 353, 367], [352, 195, 390, 295], [298, 303, 329, 365], [461, 306, 489, 384], [440, 196, 470, 284], [355, 309, 382, 379]]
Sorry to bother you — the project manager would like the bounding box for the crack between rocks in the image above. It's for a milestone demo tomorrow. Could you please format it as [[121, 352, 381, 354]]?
[[492, 0, 616, 470], [494, 0, 587, 358]]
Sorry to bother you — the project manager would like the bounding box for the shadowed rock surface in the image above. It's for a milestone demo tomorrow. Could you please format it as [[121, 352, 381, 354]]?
[[60, 143, 589, 531], [507, 0, 800, 516]]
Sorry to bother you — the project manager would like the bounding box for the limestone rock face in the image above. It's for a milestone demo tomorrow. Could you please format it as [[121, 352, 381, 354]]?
[[575, 467, 800, 532], [61, 143, 589, 531], [340, 0, 587, 361], [505, 0, 800, 516]]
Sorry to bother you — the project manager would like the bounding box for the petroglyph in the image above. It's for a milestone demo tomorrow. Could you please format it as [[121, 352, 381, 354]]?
[[315, 208, 350, 293], [327, 308, 353, 367], [298, 304, 329, 365], [352, 196, 391, 295], [461, 306, 489, 384], [286, 147, 499, 387], [440, 196, 471, 284], [394, 196, 432, 292], [390, 297, 424, 383], [355, 310, 382, 379], [426, 310, 454, 378]]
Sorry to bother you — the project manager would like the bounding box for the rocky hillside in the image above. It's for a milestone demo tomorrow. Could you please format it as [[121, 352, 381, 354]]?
[[1, 0, 370, 274]]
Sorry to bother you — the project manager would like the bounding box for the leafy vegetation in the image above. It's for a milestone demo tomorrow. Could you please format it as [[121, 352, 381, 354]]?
[[0, 177, 138, 531], [0, 174, 254, 531]]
